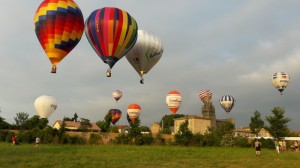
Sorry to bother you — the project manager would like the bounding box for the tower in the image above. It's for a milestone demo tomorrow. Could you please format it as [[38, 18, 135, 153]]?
[[201, 100, 216, 128]]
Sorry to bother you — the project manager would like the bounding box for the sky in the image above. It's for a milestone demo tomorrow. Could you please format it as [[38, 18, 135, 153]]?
[[1, 0, 300, 130]]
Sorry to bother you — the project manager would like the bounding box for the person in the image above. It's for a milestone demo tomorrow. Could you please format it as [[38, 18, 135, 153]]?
[[255, 139, 262, 157], [35, 137, 40, 147], [295, 140, 299, 152], [282, 140, 286, 152], [11, 135, 17, 145], [279, 140, 283, 152], [275, 140, 280, 154]]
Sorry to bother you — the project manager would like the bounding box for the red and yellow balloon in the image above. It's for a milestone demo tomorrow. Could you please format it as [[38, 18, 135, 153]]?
[[85, 7, 138, 77], [34, 0, 84, 73]]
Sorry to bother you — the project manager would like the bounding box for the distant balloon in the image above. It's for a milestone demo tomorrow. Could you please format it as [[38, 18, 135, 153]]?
[[166, 90, 182, 114], [219, 95, 235, 114], [127, 104, 141, 122], [108, 109, 122, 125], [112, 90, 123, 102], [34, 95, 58, 118], [271, 72, 290, 95], [85, 7, 138, 77], [198, 90, 212, 104], [34, 0, 84, 73], [126, 30, 164, 84]]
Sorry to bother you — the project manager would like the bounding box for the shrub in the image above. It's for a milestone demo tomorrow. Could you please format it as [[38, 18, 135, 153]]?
[[89, 133, 102, 145], [114, 134, 132, 144]]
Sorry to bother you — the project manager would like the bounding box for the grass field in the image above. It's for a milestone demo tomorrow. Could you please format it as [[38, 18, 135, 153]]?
[[0, 142, 299, 168]]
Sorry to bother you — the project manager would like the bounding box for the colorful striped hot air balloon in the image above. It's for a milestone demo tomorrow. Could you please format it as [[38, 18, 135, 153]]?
[[85, 7, 138, 77], [198, 90, 212, 104], [271, 72, 290, 95], [166, 90, 182, 114], [219, 95, 235, 115], [34, 0, 84, 73], [108, 109, 122, 125], [127, 104, 141, 122]]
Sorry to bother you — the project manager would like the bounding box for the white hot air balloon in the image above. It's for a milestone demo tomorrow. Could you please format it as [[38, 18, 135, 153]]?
[[271, 72, 290, 95], [126, 30, 164, 84], [34, 95, 58, 118]]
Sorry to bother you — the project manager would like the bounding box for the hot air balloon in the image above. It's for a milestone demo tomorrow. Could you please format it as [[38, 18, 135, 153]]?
[[85, 7, 138, 77], [34, 95, 58, 118], [112, 90, 122, 102], [126, 30, 164, 84], [166, 90, 182, 114], [271, 72, 290, 95], [34, 0, 84, 73], [127, 104, 141, 122], [108, 109, 122, 125], [198, 90, 212, 104], [219, 95, 235, 115]]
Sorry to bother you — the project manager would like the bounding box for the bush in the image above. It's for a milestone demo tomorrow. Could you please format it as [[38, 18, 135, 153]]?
[[0, 131, 9, 141], [235, 136, 251, 147], [114, 134, 132, 144], [89, 133, 102, 145], [134, 134, 154, 146]]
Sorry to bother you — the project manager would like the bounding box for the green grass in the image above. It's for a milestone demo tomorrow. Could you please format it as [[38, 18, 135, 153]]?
[[0, 142, 299, 168]]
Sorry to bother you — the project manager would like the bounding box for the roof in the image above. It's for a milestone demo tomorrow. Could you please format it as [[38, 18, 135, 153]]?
[[53, 120, 101, 131], [173, 115, 211, 121]]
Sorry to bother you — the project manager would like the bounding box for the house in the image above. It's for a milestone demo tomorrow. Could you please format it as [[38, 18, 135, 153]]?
[[52, 120, 101, 132], [234, 126, 271, 138]]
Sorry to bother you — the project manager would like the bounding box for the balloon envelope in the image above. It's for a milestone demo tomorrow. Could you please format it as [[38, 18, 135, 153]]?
[[109, 109, 122, 125], [271, 72, 290, 95], [198, 90, 212, 104], [34, 95, 58, 118], [85, 7, 138, 72], [127, 104, 141, 122], [34, 0, 84, 73], [166, 90, 182, 114], [126, 30, 164, 83], [219, 95, 235, 114], [112, 90, 123, 102]]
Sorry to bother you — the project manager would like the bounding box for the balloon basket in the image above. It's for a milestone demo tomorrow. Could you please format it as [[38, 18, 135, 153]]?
[[51, 66, 57, 73], [140, 78, 144, 84], [106, 69, 111, 77]]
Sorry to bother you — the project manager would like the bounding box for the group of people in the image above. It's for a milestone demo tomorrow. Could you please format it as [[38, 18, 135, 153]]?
[[11, 135, 40, 147], [274, 139, 287, 154], [255, 138, 300, 157]]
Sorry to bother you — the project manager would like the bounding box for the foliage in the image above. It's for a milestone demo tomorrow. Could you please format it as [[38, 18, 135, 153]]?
[[96, 113, 111, 132], [14, 112, 29, 130], [160, 114, 186, 134], [249, 110, 264, 137], [204, 122, 235, 147], [26, 115, 48, 130], [134, 134, 154, 146], [114, 134, 132, 144], [0, 117, 11, 129], [174, 120, 193, 146], [79, 118, 92, 132], [73, 113, 78, 122], [89, 133, 102, 145], [140, 126, 150, 132], [264, 107, 291, 139], [109, 125, 119, 133]]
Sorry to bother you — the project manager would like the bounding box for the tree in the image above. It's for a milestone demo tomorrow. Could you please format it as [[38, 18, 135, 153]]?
[[26, 115, 48, 129], [174, 120, 193, 146], [249, 110, 264, 137], [14, 112, 29, 130], [160, 114, 186, 134], [73, 113, 78, 122], [265, 107, 291, 139], [79, 118, 92, 132], [96, 112, 111, 132]]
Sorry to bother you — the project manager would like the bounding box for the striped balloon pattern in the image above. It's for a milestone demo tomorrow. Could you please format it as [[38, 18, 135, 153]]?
[[108, 109, 122, 125], [198, 90, 212, 104], [34, 0, 84, 73], [219, 95, 235, 114], [166, 90, 182, 114], [271, 72, 290, 95], [85, 7, 138, 70]]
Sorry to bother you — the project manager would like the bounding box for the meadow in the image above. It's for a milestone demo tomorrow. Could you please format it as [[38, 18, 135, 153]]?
[[0, 142, 299, 168]]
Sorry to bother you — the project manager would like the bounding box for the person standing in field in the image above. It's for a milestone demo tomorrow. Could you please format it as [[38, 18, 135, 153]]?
[[295, 140, 299, 152], [282, 140, 286, 152], [278, 140, 283, 152], [275, 140, 280, 154], [35, 137, 40, 147], [11, 135, 17, 145], [255, 139, 262, 157]]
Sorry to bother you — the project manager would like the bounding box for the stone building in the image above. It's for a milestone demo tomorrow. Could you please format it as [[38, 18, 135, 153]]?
[[173, 101, 235, 135]]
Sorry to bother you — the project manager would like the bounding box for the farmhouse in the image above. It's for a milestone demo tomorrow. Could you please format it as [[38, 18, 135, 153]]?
[[52, 120, 101, 132]]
